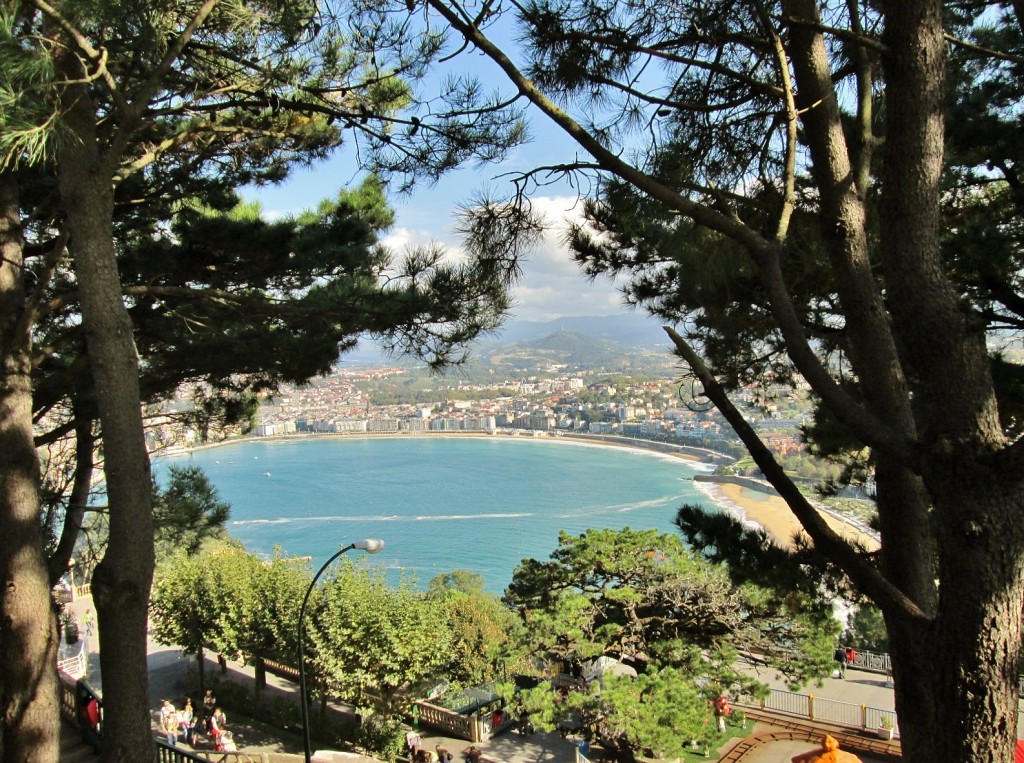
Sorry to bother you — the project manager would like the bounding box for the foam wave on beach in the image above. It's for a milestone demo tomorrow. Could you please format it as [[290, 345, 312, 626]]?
[[692, 481, 765, 533]]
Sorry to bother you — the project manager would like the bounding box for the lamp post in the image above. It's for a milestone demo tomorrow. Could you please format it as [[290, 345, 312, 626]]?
[[298, 539, 385, 763]]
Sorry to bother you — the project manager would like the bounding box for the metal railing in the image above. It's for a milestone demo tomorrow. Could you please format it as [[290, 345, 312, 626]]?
[[57, 639, 89, 680], [155, 741, 305, 763], [754, 688, 899, 738], [847, 649, 892, 677]]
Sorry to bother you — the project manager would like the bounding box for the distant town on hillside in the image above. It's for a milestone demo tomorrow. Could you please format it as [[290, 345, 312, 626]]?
[[151, 317, 836, 488]]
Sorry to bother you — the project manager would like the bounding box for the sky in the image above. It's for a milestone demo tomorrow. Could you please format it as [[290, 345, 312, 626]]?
[[240, 38, 636, 324]]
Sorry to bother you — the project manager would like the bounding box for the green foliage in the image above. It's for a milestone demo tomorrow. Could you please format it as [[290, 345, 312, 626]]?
[[203, 674, 360, 750], [504, 527, 832, 756], [310, 563, 452, 716], [843, 605, 890, 654], [151, 544, 311, 667], [598, 668, 714, 757], [153, 465, 231, 559], [355, 713, 406, 762], [150, 550, 223, 659], [427, 571, 529, 685]]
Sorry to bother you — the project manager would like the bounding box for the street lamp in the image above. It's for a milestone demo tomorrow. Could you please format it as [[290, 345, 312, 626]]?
[[298, 539, 385, 763]]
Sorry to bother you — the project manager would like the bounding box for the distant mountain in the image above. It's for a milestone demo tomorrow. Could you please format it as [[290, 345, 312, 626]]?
[[475, 325, 676, 374], [343, 313, 674, 369], [497, 329, 626, 367], [489, 313, 670, 348]]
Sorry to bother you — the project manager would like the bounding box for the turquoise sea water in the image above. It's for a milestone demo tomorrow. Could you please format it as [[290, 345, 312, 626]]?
[[156, 436, 718, 593]]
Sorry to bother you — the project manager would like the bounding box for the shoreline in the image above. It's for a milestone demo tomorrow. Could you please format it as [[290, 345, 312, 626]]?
[[160, 430, 875, 550], [163, 429, 731, 465], [695, 479, 879, 551]]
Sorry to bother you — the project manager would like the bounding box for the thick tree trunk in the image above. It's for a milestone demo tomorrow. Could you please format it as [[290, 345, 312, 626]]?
[[875, 2, 1023, 761], [57, 87, 155, 762], [885, 484, 1024, 763], [0, 172, 60, 761]]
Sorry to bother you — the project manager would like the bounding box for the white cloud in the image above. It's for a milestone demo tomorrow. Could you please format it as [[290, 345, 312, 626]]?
[[384, 194, 626, 322], [511, 195, 626, 321]]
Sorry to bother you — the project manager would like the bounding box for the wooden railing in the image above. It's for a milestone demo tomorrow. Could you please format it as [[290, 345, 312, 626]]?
[[262, 657, 301, 683]]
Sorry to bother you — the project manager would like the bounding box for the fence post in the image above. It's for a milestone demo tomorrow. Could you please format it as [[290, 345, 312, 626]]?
[[861, 704, 868, 731], [808, 694, 814, 721]]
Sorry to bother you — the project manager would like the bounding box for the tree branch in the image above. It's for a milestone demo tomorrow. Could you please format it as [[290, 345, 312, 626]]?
[[663, 326, 928, 622]]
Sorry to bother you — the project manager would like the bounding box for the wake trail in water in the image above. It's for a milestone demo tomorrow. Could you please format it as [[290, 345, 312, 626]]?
[[233, 512, 535, 526]]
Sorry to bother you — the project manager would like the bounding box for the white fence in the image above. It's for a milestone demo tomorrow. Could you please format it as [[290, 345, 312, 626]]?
[[57, 639, 88, 680], [755, 688, 899, 738]]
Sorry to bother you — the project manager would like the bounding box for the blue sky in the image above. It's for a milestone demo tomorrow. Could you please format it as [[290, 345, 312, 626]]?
[[241, 39, 633, 323]]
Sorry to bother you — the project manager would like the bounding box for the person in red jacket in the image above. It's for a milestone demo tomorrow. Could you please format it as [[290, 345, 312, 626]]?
[[712, 693, 732, 733]]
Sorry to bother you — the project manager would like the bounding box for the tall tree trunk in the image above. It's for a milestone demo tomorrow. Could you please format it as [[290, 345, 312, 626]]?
[[877, 2, 1024, 761], [0, 171, 60, 761], [57, 84, 155, 762], [885, 483, 1024, 763]]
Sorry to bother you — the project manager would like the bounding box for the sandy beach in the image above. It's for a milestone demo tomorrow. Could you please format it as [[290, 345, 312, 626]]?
[[699, 481, 879, 551]]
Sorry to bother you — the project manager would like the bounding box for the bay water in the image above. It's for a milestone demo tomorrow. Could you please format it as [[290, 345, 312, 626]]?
[[156, 435, 719, 593]]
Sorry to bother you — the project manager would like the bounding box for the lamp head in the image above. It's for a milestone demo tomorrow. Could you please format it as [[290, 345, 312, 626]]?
[[353, 538, 385, 554]]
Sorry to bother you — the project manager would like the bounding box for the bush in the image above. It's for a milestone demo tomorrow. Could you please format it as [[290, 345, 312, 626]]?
[[356, 713, 406, 761]]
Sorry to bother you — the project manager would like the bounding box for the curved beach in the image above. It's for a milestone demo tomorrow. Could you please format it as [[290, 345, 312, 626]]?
[[169, 430, 876, 552], [695, 479, 879, 551]]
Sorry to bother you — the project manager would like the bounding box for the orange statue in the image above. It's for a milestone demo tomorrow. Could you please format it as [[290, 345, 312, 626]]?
[[790, 734, 864, 762]]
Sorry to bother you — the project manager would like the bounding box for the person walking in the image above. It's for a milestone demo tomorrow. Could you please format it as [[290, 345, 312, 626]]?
[[82, 608, 95, 639], [404, 729, 421, 760], [833, 645, 849, 678], [712, 693, 732, 733]]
